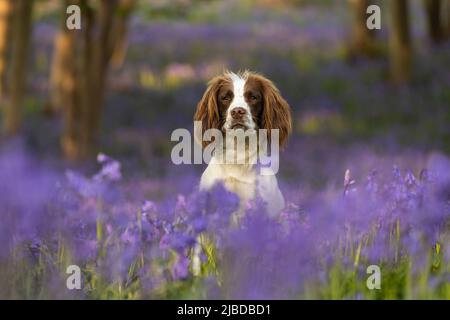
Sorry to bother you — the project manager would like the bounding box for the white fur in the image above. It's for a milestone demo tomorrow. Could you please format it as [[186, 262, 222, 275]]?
[[223, 72, 256, 131]]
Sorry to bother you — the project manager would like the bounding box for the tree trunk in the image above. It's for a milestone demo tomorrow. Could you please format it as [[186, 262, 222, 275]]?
[[61, 0, 133, 161], [0, 0, 13, 99], [349, 0, 376, 57], [111, 0, 135, 69], [389, 0, 411, 85], [447, 0, 450, 38], [424, 0, 444, 44], [87, 0, 118, 149], [61, 0, 93, 160], [48, 9, 76, 115], [58, 28, 78, 159], [3, 0, 33, 136], [47, 34, 69, 115]]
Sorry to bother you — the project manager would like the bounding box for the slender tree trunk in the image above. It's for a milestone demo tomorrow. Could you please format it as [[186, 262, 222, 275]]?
[[447, 0, 450, 38], [58, 28, 78, 159], [349, 0, 376, 57], [111, 0, 135, 69], [62, 0, 133, 161], [424, 0, 444, 44], [62, 0, 92, 160], [3, 0, 33, 136], [48, 5, 76, 115], [389, 0, 411, 85], [87, 0, 118, 149], [0, 0, 13, 99]]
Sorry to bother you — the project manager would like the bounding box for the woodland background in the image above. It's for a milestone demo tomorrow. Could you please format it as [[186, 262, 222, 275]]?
[[0, 0, 448, 183], [0, 0, 450, 300]]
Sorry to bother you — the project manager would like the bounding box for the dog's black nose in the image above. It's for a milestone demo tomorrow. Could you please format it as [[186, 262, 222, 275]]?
[[231, 107, 247, 120]]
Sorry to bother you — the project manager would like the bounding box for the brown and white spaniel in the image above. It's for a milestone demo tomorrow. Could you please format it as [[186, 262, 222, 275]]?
[[194, 71, 292, 220]]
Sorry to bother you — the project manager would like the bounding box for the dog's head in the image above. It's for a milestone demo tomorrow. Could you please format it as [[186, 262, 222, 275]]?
[[194, 71, 292, 149]]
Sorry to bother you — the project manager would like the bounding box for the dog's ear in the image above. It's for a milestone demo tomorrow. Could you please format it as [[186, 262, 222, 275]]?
[[259, 76, 292, 148], [194, 75, 225, 148]]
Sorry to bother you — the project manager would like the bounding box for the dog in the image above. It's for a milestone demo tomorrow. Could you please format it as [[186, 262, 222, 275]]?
[[194, 70, 292, 219], [191, 71, 292, 275]]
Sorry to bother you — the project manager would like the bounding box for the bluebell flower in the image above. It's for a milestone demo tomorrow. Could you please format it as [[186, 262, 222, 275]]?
[[171, 254, 190, 280]]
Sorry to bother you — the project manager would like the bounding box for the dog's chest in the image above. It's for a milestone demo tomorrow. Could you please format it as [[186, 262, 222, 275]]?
[[203, 163, 257, 201], [222, 173, 256, 202], [200, 162, 285, 216]]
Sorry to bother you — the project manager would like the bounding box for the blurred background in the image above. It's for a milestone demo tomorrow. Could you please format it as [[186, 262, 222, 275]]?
[[0, 0, 449, 192]]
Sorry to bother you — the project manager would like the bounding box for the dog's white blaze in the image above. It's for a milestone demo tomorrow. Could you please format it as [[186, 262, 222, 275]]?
[[224, 73, 255, 130]]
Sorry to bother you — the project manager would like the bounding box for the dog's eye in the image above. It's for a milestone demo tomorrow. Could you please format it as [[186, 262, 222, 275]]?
[[221, 96, 230, 101], [250, 95, 258, 101]]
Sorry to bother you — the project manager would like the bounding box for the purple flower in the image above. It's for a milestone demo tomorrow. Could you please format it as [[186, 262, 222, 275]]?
[[171, 254, 190, 280], [93, 153, 122, 182], [191, 217, 207, 233], [142, 200, 157, 213]]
